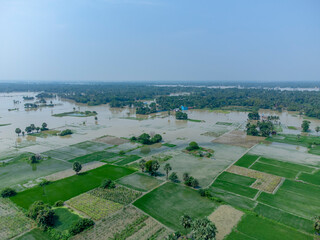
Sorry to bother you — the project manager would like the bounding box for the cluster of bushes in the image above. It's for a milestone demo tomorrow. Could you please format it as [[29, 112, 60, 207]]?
[[175, 111, 188, 120], [60, 129, 73, 136], [167, 215, 217, 240], [28, 201, 55, 229], [186, 141, 200, 151], [130, 133, 162, 145], [69, 218, 95, 236], [15, 122, 48, 136], [136, 102, 157, 114], [246, 121, 274, 137], [100, 179, 116, 189], [183, 173, 199, 188], [1, 187, 16, 198]]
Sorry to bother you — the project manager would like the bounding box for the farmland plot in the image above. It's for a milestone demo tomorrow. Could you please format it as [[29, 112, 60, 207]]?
[[117, 173, 163, 192], [0, 198, 34, 240], [89, 186, 141, 204], [66, 193, 123, 220]]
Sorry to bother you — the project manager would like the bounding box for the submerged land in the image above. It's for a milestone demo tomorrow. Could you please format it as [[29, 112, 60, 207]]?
[[1, 82, 320, 239]]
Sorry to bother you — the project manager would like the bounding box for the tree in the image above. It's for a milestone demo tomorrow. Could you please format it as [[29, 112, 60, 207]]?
[[36, 127, 40, 133], [73, 161, 82, 175], [138, 133, 151, 144], [169, 172, 178, 182], [100, 179, 116, 189], [191, 178, 199, 188], [151, 134, 162, 143], [316, 126, 320, 135], [15, 128, 21, 136], [314, 216, 320, 235], [139, 159, 146, 172], [145, 160, 160, 176], [183, 172, 190, 182], [181, 214, 192, 229], [30, 124, 36, 131], [302, 120, 310, 132], [185, 176, 195, 186], [248, 111, 260, 120], [41, 122, 48, 131], [176, 111, 188, 120], [246, 123, 259, 136], [25, 126, 32, 134], [164, 163, 172, 180], [36, 208, 55, 229], [22, 131, 25, 136], [186, 142, 200, 151], [69, 218, 95, 236], [192, 218, 217, 240]]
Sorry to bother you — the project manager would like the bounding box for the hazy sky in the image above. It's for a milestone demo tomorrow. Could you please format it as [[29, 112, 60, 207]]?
[[0, 0, 319, 82]]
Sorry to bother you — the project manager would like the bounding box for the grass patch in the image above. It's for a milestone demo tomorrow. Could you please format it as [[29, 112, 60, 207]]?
[[298, 172, 320, 185], [228, 214, 312, 240], [250, 162, 298, 179], [133, 182, 217, 232], [216, 122, 232, 126], [217, 172, 256, 187], [287, 126, 298, 130], [117, 173, 163, 192], [187, 119, 203, 122], [115, 155, 141, 165], [212, 179, 258, 198], [16, 228, 54, 240], [10, 164, 135, 209], [258, 157, 315, 173], [234, 154, 259, 168], [53, 207, 82, 231], [69, 151, 118, 164], [258, 179, 320, 218], [208, 187, 256, 210], [66, 193, 122, 221], [267, 133, 320, 148], [162, 143, 177, 148], [0, 123, 11, 127], [254, 203, 314, 234], [89, 186, 141, 204]]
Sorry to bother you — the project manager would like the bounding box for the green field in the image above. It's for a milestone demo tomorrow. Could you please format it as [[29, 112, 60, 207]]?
[[16, 228, 54, 240], [10, 164, 135, 209], [162, 143, 177, 148], [208, 187, 256, 210], [133, 182, 217, 232], [117, 173, 163, 192], [216, 121, 233, 126], [258, 157, 315, 173], [226, 214, 312, 240], [298, 172, 320, 185], [212, 179, 258, 198], [254, 203, 314, 234], [250, 161, 298, 179], [115, 155, 141, 165], [217, 172, 256, 186], [69, 151, 118, 164], [53, 207, 82, 231], [258, 179, 320, 219], [234, 154, 259, 168]]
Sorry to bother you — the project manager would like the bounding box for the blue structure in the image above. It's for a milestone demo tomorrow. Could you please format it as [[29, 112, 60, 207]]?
[[181, 105, 188, 110]]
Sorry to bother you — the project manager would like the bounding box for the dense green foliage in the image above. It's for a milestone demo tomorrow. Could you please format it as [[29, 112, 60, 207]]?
[[1, 188, 17, 198], [69, 218, 94, 236], [176, 111, 188, 120], [60, 129, 73, 136]]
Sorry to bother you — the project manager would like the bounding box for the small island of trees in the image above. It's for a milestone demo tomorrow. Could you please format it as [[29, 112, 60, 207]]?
[[130, 133, 162, 145]]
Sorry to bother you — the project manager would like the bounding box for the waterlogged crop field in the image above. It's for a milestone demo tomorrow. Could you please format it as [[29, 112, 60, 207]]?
[[117, 173, 163, 192]]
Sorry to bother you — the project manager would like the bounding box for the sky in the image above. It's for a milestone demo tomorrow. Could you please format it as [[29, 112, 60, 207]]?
[[0, 0, 319, 82]]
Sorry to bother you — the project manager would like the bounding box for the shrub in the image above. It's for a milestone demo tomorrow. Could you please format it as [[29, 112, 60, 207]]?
[[169, 172, 179, 182], [145, 160, 160, 175], [119, 150, 125, 156], [60, 129, 73, 136], [100, 179, 116, 189], [53, 200, 64, 207], [69, 218, 95, 236], [1, 188, 16, 198], [39, 179, 51, 187], [36, 208, 55, 229]]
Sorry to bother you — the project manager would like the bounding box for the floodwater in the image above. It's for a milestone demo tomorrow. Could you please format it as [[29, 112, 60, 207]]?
[[0, 92, 319, 156]]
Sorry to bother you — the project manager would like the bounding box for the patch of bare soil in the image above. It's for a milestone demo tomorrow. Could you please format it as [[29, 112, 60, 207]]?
[[93, 135, 129, 145], [227, 165, 282, 193], [212, 130, 265, 148], [208, 205, 244, 240], [44, 161, 106, 181]]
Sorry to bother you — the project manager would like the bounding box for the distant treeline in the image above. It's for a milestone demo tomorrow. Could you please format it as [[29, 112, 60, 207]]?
[[2, 82, 320, 118]]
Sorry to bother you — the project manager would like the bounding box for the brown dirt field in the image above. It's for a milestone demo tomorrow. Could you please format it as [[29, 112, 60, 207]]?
[[227, 165, 282, 193], [93, 135, 129, 145], [212, 130, 265, 148], [44, 161, 106, 181], [208, 205, 244, 240]]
